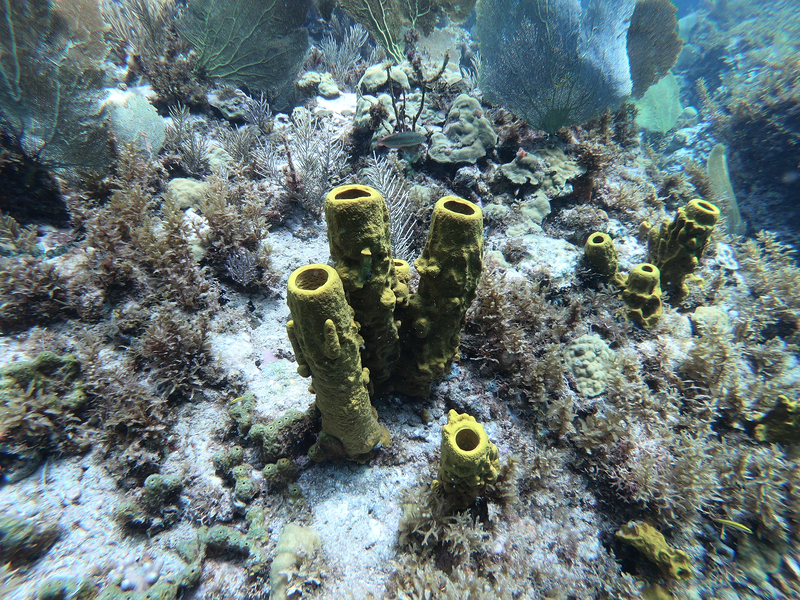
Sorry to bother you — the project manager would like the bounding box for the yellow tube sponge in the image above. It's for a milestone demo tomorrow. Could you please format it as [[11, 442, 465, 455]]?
[[622, 263, 663, 329], [393, 196, 484, 397], [584, 232, 625, 287], [648, 199, 720, 301], [324, 184, 403, 388], [286, 264, 390, 460], [754, 395, 800, 444], [616, 521, 694, 580], [437, 410, 500, 497]]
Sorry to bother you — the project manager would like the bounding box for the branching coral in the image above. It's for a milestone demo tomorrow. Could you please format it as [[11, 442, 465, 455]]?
[[254, 108, 349, 216], [337, 0, 476, 62], [462, 268, 572, 403], [131, 306, 218, 400], [0, 257, 70, 332], [102, 0, 207, 105], [362, 152, 417, 261], [317, 23, 370, 88], [194, 175, 273, 281]]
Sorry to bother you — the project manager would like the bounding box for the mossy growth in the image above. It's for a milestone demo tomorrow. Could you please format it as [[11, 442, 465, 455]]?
[[227, 392, 257, 436], [616, 521, 693, 580], [0, 351, 91, 464], [37, 577, 73, 600], [212, 445, 244, 479], [0, 512, 61, 566], [398, 456, 518, 558], [648, 199, 720, 301], [622, 263, 663, 329], [199, 524, 251, 557], [143, 474, 183, 510], [232, 464, 260, 503], [116, 473, 183, 532]]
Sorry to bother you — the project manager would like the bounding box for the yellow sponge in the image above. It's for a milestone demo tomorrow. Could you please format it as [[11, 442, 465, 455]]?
[[286, 264, 389, 460], [584, 232, 625, 287], [393, 196, 484, 397], [436, 410, 499, 498], [622, 263, 663, 329], [324, 184, 403, 389], [648, 199, 720, 301], [616, 521, 693, 580]]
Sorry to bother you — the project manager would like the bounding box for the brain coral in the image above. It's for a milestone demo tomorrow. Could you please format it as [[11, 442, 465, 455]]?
[[564, 334, 616, 397]]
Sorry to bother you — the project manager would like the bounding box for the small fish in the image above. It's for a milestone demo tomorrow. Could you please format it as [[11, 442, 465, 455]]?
[[713, 517, 753, 535], [376, 130, 427, 149]]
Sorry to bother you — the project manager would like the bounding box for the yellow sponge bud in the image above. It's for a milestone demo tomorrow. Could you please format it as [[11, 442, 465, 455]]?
[[438, 410, 499, 497], [622, 263, 663, 329]]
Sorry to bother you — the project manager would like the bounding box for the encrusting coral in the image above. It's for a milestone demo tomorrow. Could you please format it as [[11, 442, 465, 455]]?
[[563, 334, 617, 397]]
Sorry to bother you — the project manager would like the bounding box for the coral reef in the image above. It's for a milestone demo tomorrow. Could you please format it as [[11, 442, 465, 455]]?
[[477, 0, 679, 132], [178, 0, 311, 109], [428, 94, 497, 164], [0, 4, 798, 600], [0, 0, 111, 169]]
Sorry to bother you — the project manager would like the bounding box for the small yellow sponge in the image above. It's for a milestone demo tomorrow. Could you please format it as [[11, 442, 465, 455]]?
[[616, 521, 693, 580], [584, 232, 625, 287], [437, 410, 499, 497], [622, 263, 663, 329]]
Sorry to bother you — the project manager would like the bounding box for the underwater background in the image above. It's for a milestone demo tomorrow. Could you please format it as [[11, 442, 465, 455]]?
[[1, 0, 799, 598]]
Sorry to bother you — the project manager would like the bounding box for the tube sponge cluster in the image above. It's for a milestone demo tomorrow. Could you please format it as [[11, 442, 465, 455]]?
[[584, 199, 719, 328], [648, 199, 721, 301], [286, 185, 484, 460]]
